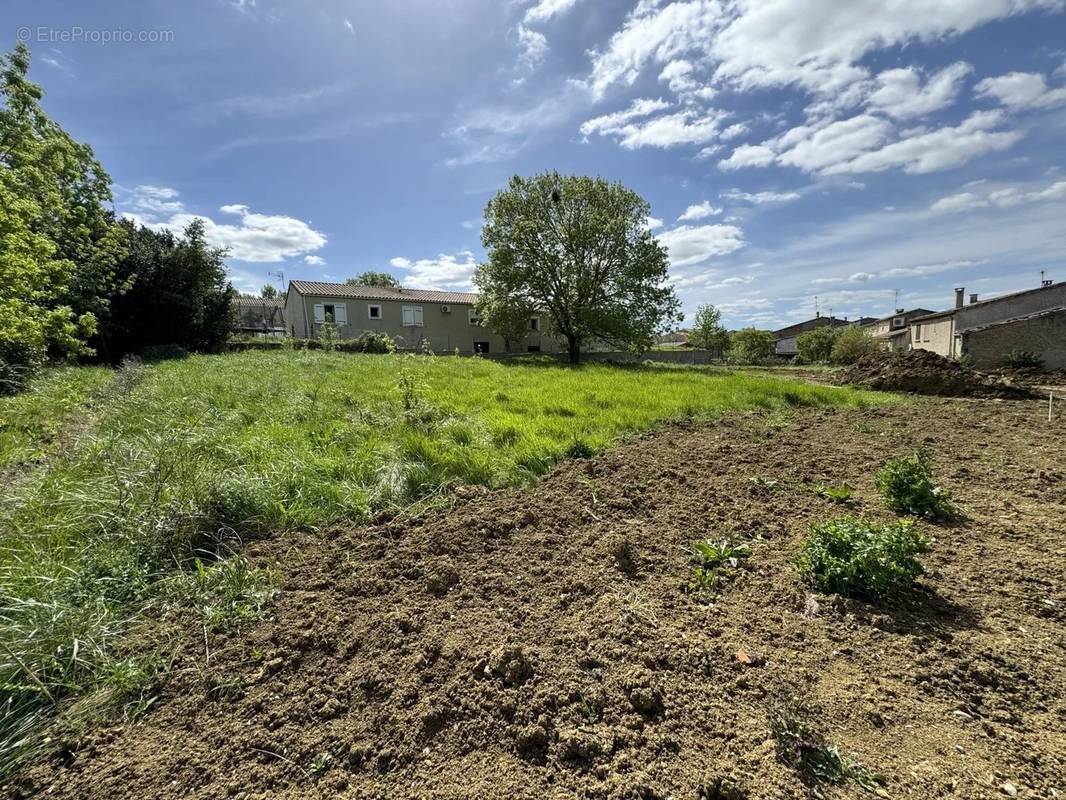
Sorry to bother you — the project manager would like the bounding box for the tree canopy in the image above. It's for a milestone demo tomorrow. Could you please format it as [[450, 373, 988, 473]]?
[[688, 304, 729, 353], [348, 271, 400, 288], [728, 328, 776, 364], [476, 172, 679, 363], [796, 324, 840, 363], [0, 43, 128, 391]]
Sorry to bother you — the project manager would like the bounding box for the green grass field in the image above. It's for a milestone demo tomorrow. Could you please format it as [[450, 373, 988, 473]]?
[[0, 350, 883, 775]]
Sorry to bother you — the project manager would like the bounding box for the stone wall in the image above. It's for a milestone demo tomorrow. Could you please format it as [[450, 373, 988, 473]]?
[[961, 310, 1066, 370]]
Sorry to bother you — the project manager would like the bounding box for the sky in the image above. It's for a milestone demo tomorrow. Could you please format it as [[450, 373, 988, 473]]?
[[6, 0, 1066, 329]]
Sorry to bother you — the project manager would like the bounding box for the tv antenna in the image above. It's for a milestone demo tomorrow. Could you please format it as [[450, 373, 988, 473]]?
[[268, 269, 285, 289]]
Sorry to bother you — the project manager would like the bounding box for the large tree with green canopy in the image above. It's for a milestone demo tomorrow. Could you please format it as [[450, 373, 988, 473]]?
[[0, 43, 128, 390], [476, 172, 679, 363]]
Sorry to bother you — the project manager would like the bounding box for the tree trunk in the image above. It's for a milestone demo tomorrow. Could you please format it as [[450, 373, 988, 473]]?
[[567, 336, 581, 364]]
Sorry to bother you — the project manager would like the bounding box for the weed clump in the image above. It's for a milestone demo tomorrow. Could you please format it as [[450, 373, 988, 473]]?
[[876, 448, 956, 521], [770, 702, 883, 790], [815, 483, 854, 503], [796, 516, 929, 599], [686, 538, 750, 595]]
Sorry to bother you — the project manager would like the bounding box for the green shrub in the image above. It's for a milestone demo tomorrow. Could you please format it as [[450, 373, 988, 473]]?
[[875, 448, 956, 520], [816, 483, 854, 503], [1001, 349, 1043, 370], [796, 326, 839, 363], [830, 326, 879, 364], [686, 538, 750, 594], [353, 331, 395, 354], [727, 328, 776, 364], [796, 516, 930, 598], [0, 339, 45, 396]]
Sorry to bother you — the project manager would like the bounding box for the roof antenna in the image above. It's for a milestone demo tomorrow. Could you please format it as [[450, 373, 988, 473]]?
[[894, 288, 900, 312], [814, 295, 819, 318]]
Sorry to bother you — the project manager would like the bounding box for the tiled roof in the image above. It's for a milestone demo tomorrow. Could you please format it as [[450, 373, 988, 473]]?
[[234, 297, 284, 309], [289, 280, 478, 305]]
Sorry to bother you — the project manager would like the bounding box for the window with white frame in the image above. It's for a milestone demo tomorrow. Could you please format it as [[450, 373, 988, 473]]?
[[402, 305, 424, 327], [468, 308, 482, 326], [368, 304, 382, 320]]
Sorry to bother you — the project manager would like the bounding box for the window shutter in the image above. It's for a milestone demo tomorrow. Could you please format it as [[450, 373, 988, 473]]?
[[334, 304, 348, 325], [414, 306, 424, 326], [403, 307, 413, 326], [313, 304, 325, 323]]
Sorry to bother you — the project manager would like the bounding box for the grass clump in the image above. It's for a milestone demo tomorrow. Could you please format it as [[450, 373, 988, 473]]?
[[686, 538, 750, 595], [770, 702, 884, 791], [796, 516, 930, 599], [875, 448, 956, 521]]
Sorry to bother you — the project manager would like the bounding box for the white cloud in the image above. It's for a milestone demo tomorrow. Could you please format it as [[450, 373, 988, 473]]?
[[587, 0, 1060, 103], [931, 179, 1066, 213], [656, 223, 746, 267], [120, 186, 327, 263], [825, 110, 1023, 175], [647, 216, 665, 229], [343, 18, 354, 34], [580, 97, 673, 137], [678, 200, 723, 221], [719, 143, 775, 170], [304, 255, 326, 265], [721, 188, 801, 204], [867, 62, 972, 119], [776, 115, 892, 173], [975, 70, 1066, 109], [517, 25, 549, 69], [390, 252, 478, 291], [582, 105, 727, 149], [523, 0, 581, 24], [726, 110, 1023, 176], [720, 122, 749, 140]]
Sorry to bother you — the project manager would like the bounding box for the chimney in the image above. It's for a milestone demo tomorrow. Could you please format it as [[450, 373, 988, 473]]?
[[969, 293, 979, 304], [954, 287, 965, 309], [815, 311, 820, 318]]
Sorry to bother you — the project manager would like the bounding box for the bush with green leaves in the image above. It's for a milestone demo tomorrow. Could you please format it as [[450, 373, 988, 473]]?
[[795, 516, 930, 598], [830, 325, 880, 364], [1001, 349, 1043, 371], [686, 538, 750, 594], [875, 448, 956, 520], [795, 325, 839, 363], [728, 328, 776, 365]]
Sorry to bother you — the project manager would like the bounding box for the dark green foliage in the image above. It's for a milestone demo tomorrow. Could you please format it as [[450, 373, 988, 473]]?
[[770, 702, 883, 790], [686, 538, 750, 594], [875, 448, 956, 520], [348, 331, 395, 354], [727, 328, 776, 364], [796, 516, 930, 598], [689, 304, 729, 353], [1001, 349, 1043, 370], [98, 218, 235, 360], [796, 325, 839, 363], [347, 271, 400, 288]]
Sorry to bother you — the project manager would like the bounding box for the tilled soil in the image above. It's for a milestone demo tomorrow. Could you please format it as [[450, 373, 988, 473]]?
[[16, 397, 1066, 800], [836, 351, 1034, 398]]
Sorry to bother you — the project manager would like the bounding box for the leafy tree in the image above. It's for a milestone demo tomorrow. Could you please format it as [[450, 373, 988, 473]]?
[[475, 298, 533, 352], [728, 328, 776, 364], [477, 172, 679, 363], [348, 271, 400, 288], [260, 284, 279, 300], [831, 326, 879, 364], [689, 304, 729, 354], [0, 43, 128, 390], [99, 219, 235, 359], [796, 324, 840, 363]]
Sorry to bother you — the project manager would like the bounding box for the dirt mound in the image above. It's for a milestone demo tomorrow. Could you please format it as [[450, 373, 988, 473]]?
[[14, 400, 1066, 800], [837, 349, 1033, 397]]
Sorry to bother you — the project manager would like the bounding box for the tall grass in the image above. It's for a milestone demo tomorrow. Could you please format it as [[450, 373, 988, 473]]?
[[0, 350, 882, 776]]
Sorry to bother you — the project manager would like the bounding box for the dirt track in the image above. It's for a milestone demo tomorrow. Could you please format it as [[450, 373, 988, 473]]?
[[15, 396, 1066, 800]]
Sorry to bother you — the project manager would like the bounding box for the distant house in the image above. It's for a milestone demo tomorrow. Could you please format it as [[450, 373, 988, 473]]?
[[234, 297, 286, 336], [772, 315, 851, 357], [863, 308, 935, 352], [283, 280, 561, 355], [911, 281, 1066, 367]]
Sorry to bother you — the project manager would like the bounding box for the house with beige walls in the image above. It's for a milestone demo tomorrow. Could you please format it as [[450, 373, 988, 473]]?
[[910, 280, 1066, 365], [283, 280, 561, 355]]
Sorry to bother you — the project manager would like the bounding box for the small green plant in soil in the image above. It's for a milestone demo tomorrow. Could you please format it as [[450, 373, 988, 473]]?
[[770, 702, 884, 791], [796, 516, 930, 599], [1001, 349, 1043, 370], [815, 483, 855, 503], [686, 538, 750, 594], [875, 448, 956, 521]]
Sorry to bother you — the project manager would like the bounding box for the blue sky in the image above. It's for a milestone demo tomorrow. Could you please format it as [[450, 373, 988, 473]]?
[[7, 0, 1066, 328]]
